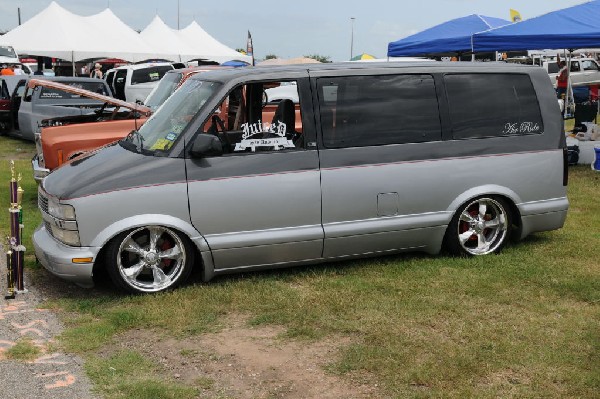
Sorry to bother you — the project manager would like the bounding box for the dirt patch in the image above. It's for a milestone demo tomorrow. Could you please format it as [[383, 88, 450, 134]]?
[[110, 315, 381, 398]]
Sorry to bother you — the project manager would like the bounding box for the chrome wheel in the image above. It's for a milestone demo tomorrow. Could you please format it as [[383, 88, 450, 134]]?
[[455, 197, 509, 255], [115, 226, 188, 293]]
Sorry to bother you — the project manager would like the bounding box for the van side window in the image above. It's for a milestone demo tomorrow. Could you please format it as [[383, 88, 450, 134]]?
[[317, 74, 441, 148], [445, 74, 543, 139], [201, 80, 304, 154]]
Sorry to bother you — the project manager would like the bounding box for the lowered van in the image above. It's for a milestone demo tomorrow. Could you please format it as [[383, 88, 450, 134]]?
[[33, 63, 569, 294]]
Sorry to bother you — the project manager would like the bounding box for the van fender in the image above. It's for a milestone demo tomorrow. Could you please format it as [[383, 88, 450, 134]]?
[[446, 184, 523, 220], [89, 214, 216, 281]]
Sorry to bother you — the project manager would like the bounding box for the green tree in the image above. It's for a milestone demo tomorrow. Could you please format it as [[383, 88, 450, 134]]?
[[304, 54, 331, 63], [265, 54, 278, 60]]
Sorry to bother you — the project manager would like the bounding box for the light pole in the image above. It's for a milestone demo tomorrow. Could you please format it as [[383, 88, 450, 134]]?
[[350, 17, 355, 60]]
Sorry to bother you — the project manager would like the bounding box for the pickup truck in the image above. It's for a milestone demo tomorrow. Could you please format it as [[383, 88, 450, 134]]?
[[0, 75, 112, 141], [547, 57, 600, 87]]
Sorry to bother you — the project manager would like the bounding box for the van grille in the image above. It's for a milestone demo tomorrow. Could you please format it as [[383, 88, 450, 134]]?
[[38, 190, 49, 214], [44, 221, 55, 239]]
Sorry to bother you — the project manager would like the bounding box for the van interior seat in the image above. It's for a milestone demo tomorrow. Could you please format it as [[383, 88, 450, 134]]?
[[271, 99, 295, 133]]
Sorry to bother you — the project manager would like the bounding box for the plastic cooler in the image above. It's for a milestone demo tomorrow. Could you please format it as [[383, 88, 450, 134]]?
[[593, 146, 600, 171]]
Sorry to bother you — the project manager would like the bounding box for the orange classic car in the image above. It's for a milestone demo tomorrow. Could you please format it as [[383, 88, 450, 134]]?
[[32, 67, 221, 182]]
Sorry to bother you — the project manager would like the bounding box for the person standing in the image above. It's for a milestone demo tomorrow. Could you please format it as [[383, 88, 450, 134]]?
[[90, 63, 103, 79], [556, 60, 568, 99], [1, 64, 14, 75], [13, 65, 25, 75]]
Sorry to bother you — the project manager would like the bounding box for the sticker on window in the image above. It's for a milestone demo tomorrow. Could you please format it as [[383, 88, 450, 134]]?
[[234, 120, 295, 152], [502, 122, 541, 135]]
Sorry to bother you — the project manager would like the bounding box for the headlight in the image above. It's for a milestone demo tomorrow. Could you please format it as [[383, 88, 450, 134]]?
[[47, 196, 76, 220], [48, 224, 80, 246]]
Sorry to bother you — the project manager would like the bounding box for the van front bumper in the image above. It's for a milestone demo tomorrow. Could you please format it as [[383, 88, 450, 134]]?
[[32, 155, 50, 183], [32, 223, 100, 288]]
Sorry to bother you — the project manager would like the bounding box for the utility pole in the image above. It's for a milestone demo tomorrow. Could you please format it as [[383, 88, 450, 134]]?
[[18, 8, 21, 25], [350, 17, 356, 60]]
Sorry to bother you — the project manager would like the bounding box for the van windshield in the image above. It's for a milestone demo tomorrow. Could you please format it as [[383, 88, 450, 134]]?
[[131, 79, 221, 153]]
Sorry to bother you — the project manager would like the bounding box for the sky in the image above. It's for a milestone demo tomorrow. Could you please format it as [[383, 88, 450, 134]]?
[[0, 0, 591, 61]]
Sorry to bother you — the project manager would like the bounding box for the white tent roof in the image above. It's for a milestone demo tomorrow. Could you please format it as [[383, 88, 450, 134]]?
[[1, 2, 167, 62], [139, 16, 197, 62], [177, 21, 251, 64]]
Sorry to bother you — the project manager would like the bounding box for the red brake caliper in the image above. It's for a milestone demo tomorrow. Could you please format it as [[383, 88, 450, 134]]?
[[459, 205, 480, 241], [160, 238, 174, 269]]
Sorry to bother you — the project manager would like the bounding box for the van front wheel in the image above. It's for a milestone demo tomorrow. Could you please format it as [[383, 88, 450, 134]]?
[[106, 226, 194, 294], [446, 197, 511, 256]]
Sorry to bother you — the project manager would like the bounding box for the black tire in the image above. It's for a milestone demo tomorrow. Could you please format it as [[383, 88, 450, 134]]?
[[105, 226, 194, 294], [445, 196, 512, 256]]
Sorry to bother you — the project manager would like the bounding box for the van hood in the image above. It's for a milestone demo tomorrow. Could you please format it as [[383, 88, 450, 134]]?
[[42, 142, 186, 200]]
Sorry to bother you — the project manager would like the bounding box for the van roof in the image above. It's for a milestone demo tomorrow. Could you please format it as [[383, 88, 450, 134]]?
[[186, 61, 541, 83]]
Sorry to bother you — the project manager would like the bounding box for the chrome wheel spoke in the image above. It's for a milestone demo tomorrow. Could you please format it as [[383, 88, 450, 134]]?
[[478, 202, 488, 219], [148, 227, 162, 252], [485, 216, 502, 229], [123, 238, 144, 255], [158, 246, 181, 259], [459, 230, 475, 244], [460, 211, 475, 223], [123, 261, 146, 279], [151, 265, 169, 287], [477, 233, 489, 250]]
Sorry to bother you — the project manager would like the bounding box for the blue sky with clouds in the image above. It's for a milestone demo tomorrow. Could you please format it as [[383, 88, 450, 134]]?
[[0, 0, 590, 61]]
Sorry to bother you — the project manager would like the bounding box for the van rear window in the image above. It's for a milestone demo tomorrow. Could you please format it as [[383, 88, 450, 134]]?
[[131, 66, 173, 85], [317, 74, 441, 148], [444, 73, 543, 139]]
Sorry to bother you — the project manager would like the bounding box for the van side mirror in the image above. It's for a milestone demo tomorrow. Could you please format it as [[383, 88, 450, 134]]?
[[190, 134, 223, 158]]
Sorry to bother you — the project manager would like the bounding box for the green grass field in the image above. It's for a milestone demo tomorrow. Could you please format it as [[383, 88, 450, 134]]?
[[1, 135, 598, 398]]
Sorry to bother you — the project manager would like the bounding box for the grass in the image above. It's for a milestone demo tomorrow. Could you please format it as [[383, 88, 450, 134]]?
[[5, 338, 41, 361], [0, 134, 599, 397], [85, 351, 198, 399]]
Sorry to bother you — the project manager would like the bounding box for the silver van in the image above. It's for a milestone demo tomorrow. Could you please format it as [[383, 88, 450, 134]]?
[[33, 63, 569, 294]]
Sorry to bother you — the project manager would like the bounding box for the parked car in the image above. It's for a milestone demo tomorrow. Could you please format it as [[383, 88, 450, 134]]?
[[547, 57, 600, 87], [33, 67, 221, 182], [0, 76, 16, 131], [33, 63, 568, 294], [0, 76, 112, 141], [105, 62, 174, 103], [31, 79, 152, 181]]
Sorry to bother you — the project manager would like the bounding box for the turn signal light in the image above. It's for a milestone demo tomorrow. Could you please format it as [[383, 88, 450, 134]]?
[[71, 257, 93, 264]]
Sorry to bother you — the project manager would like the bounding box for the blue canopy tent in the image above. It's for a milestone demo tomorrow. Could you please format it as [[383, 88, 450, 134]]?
[[473, 1, 600, 52], [387, 14, 510, 57]]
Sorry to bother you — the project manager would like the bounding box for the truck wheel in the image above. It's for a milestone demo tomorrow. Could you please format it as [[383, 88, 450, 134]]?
[[445, 197, 511, 256], [106, 226, 194, 294]]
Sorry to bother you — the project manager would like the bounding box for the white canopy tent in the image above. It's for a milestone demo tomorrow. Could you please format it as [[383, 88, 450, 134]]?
[[2, 1, 249, 67], [177, 21, 252, 64], [1, 2, 168, 63], [139, 16, 198, 62]]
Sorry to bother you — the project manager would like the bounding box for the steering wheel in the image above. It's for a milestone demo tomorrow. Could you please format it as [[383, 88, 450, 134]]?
[[210, 115, 232, 151]]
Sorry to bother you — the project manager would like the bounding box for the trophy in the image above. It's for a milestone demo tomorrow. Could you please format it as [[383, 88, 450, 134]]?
[[5, 161, 26, 298]]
